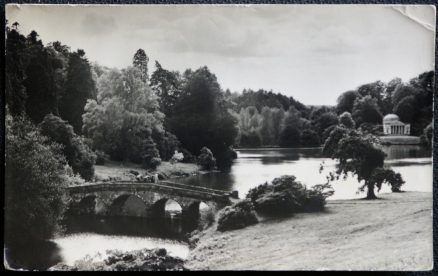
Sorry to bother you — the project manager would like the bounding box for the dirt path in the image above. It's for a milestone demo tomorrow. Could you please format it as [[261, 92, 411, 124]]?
[[186, 192, 433, 271]]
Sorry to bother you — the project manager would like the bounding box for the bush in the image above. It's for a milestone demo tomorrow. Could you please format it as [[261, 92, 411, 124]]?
[[5, 114, 70, 248], [95, 150, 107, 165], [216, 200, 258, 232], [153, 131, 180, 161], [197, 147, 216, 170], [39, 114, 96, 181], [246, 175, 334, 216], [142, 137, 161, 169], [180, 148, 196, 163], [149, 157, 162, 170]]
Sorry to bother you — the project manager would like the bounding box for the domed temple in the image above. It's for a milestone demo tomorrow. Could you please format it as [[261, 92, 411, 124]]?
[[383, 114, 410, 136]]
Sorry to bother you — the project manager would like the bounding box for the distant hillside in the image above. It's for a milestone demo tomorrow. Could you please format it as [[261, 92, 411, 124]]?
[[229, 89, 308, 112]]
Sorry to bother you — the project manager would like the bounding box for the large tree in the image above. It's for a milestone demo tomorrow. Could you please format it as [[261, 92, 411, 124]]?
[[59, 49, 96, 133], [133, 48, 149, 83], [150, 61, 182, 119], [336, 90, 360, 114], [82, 66, 164, 165], [168, 66, 238, 168], [323, 126, 404, 199], [352, 95, 382, 126], [5, 114, 70, 249], [5, 24, 28, 116], [40, 114, 96, 181], [23, 31, 63, 123]]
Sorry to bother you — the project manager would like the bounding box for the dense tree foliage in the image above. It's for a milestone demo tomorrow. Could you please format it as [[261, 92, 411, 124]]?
[[229, 88, 307, 113], [150, 61, 182, 119], [323, 126, 404, 199], [5, 26, 96, 127], [339, 112, 355, 129], [246, 175, 334, 215], [40, 114, 96, 181], [59, 49, 96, 133], [133, 48, 149, 83], [5, 114, 71, 247], [336, 90, 360, 114], [167, 67, 238, 167], [5, 25, 28, 116], [197, 147, 217, 170], [335, 72, 433, 136], [82, 66, 164, 166]]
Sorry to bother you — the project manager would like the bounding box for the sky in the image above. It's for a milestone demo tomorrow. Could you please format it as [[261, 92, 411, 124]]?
[[6, 4, 436, 105]]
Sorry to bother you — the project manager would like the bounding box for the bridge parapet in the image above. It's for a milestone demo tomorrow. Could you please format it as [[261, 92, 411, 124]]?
[[66, 181, 234, 203], [66, 181, 237, 219]]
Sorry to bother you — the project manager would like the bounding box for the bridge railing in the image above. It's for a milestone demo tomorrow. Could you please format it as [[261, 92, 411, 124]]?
[[159, 181, 237, 197], [66, 181, 234, 203]]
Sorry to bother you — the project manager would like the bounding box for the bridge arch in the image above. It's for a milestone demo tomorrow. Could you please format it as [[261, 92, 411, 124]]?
[[148, 198, 185, 218], [67, 194, 98, 215], [108, 193, 148, 217]]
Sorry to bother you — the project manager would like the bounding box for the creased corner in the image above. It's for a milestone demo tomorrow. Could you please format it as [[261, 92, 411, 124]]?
[[390, 5, 435, 32]]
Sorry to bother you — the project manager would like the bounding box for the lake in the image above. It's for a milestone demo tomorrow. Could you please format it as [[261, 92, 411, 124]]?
[[180, 145, 432, 200], [9, 145, 431, 270]]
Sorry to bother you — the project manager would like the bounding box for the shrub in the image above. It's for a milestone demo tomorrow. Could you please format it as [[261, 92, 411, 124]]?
[[95, 150, 108, 165], [197, 147, 216, 170], [217, 200, 258, 232], [180, 148, 196, 163], [170, 150, 184, 164], [142, 137, 161, 169], [153, 131, 181, 161], [246, 175, 334, 216], [149, 157, 162, 170], [39, 114, 96, 181]]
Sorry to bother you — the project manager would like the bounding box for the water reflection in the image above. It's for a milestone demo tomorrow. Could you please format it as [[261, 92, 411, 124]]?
[[63, 215, 185, 240], [381, 145, 431, 160], [5, 241, 63, 271]]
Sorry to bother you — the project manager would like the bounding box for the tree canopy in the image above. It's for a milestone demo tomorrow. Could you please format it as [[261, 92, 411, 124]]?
[[323, 126, 404, 199]]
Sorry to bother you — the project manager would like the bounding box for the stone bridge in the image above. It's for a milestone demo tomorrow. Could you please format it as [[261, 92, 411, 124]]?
[[66, 180, 238, 220]]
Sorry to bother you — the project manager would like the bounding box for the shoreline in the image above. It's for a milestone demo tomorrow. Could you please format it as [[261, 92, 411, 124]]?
[[186, 191, 433, 271], [93, 160, 202, 182]]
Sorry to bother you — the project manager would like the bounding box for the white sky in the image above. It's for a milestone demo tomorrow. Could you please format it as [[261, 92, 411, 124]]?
[[6, 4, 436, 105]]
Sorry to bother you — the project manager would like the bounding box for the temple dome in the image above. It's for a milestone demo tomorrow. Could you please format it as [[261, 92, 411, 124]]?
[[383, 114, 400, 122]]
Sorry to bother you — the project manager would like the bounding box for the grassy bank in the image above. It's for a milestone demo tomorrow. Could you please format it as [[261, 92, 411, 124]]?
[[187, 192, 433, 271], [94, 160, 200, 181]]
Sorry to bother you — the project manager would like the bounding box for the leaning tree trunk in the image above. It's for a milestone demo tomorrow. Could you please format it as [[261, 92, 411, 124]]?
[[366, 182, 377, 200]]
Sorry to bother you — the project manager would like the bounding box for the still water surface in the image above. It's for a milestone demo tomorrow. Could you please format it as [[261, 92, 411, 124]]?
[[17, 145, 430, 270], [181, 145, 432, 200]]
